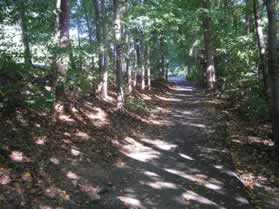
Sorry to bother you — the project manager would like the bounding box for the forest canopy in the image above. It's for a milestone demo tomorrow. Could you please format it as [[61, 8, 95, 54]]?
[[0, 0, 278, 119], [0, 0, 278, 134]]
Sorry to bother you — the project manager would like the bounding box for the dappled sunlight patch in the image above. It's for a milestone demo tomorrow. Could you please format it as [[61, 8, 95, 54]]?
[[112, 139, 120, 146], [148, 118, 173, 126], [188, 167, 201, 173], [151, 106, 172, 114], [84, 107, 109, 127], [208, 178, 224, 186], [195, 174, 208, 181], [74, 131, 90, 141], [148, 119, 161, 125], [232, 135, 274, 146], [235, 196, 249, 204], [155, 95, 182, 102], [45, 186, 70, 200], [141, 138, 177, 151], [118, 196, 143, 208], [165, 91, 192, 98], [169, 86, 194, 92], [34, 123, 41, 128], [120, 137, 161, 162], [164, 168, 223, 191], [164, 168, 203, 183], [185, 122, 206, 129], [77, 182, 101, 200], [121, 147, 160, 162], [206, 99, 224, 105], [10, 151, 30, 162], [84, 101, 95, 109], [179, 153, 195, 161], [171, 113, 187, 119], [143, 171, 160, 178], [123, 187, 136, 194], [59, 114, 75, 123], [63, 138, 73, 144], [33, 136, 47, 145], [121, 137, 141, 146], [71, 106, 79, 113], [204, 182, 222, 190], [199, 146, 228, 156], [221, 170, 240, 179], [143, 180, 178, 190], [140, 93, 152, 101], [0, 174, 11, 185], [49, 157, 60, 165], [182, 190, 219, 206], [71, 147, 81, 157], [64, 132, 71, 137], [180, 110, 193, 115], [148, 110, 174, 126], [44, 85, 52, 92], [114, 159, 127, 168], [103, 95, 115, 103], [66, 171, 80, 180], [214, 165, 224, 170]]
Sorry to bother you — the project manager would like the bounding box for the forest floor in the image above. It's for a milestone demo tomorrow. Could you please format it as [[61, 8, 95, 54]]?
[[0, 78, 278, 209]]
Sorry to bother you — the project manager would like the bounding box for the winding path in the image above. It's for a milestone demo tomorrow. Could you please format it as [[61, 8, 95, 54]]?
[[106, 77, 252, 209]]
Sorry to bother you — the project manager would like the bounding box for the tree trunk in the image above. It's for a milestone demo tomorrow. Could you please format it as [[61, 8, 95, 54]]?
[[122, 0, 128, 75], [266, 0, 279, 155], [140, 35, 145, 90], [160, 36, 165, 80], [141, 59, 145, 90], [82, 0, 95, 70], [52, 0, 70, 109], [146, 47, 151, 90], [253, 0, 270, 98], [127, 54, 132, 93], [202, 0, 216, 90], [155, 41, 161, 80], [99, 0, 108, 99], [59, 0, 70, 49], [76, 10, 82, 70], [136, 38, 141, 86], [126, 37, 133, 94], [126, 40, 133, 93], [122, 0, 132, 93], [165, 67, 168, 81], [93, 0, 103, 75], [114, 0, 124, 109], [19, 1, 32, 66], [133, 40, 138, 88]]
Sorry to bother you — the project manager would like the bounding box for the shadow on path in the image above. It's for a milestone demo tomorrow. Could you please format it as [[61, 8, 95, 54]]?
[[108, 77, 251, 209]]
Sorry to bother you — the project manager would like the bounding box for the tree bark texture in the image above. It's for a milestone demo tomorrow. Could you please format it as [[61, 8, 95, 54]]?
[[114, 0, 124, 109]]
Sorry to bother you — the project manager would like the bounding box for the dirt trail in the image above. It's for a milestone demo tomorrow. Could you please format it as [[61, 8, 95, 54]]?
[[97, 78, 252, 209]]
